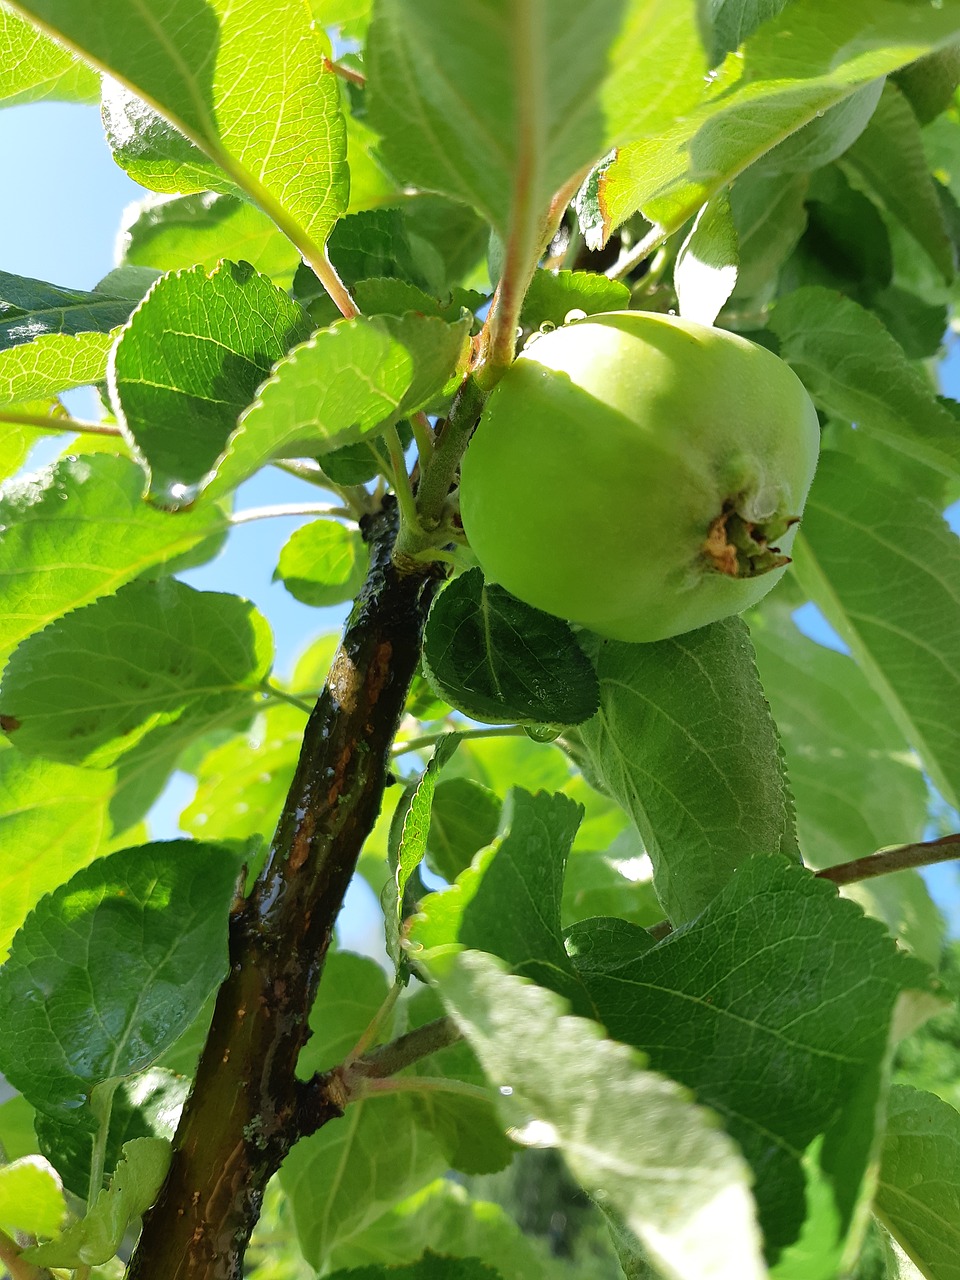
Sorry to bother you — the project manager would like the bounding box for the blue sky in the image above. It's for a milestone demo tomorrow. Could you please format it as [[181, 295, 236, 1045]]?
[[1, 99, 958, 942]]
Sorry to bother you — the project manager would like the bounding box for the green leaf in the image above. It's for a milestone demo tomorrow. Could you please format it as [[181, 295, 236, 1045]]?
[[106, 698, 255, 838], [772, 287, 960, 478], [846, 82, 955, 281], [869, 285, 949, 362], [326, 1179, 549, 1280], [35, 1069, 189, 1202], [418, 949, 765, 1280], [792, 450, 960, 812], [0, 4, 98, 106], [0, 579, 273, 767], [578, 617, 799, 923], [94, 266, 164, 303], [318, 208, 441, 294], [729, 170, 809, 301], [353, 278, 452, 321], [567, 857, 932, 1265], [101, 79, 240, 199], [368, 0, 706, 238], [708, 0, 790, 64], [425, 778, 502, 884], [298, 201, 489, 304], [120, 193, 302, 288], [875, 1086, 960, 1279], [0, 329, 116, 406], [0, 1094, 40, 1163], [396, 734, 461, 916], [209, 312, 469, 500], [400, 988, 515, 1178], [181, 704, 304, 844], [593, 0, 960, 244], [453, 734, 572, 798], [0, 453, 226, 663], [0, 1155, 64, 1236], [343, 103, 399, 215], [109, 261, 313, 504], [893, 941, 960, 1114], [0, 397, 67, 480], [312, 0, 371, 29], [8, 0, 349, 253], [282, 953, 448, 1270], [781, 164, 897, 296], [25, 1137, 171, 1267], [519, 270, 630, 332], [411, 788, 591, 1018], [750, 601, 939, 965], [0, 841, 237, 1119], [674, 193, 739, 327], [562, 843, 662, 931], [893, 42, 960, 124], [0, 751, 115, 963], [274, 519, 368, 608], [753, 79, 884, 176], [396, 197, 491, 295], [421, 570, 600, 727], [0, 270, 135, 352], [325, 1255, 503, 1280]]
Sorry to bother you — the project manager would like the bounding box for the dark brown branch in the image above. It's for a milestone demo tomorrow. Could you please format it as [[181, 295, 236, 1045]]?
[[815, 832, 960, 887], [129, 498, 442, 1280]]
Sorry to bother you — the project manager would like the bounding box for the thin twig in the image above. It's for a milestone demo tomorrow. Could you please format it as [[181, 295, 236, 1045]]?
[[815, 833, 960, 888], [0, 1229, 50, 1280], [231, 502, 355, 526], [260, 682, 314, 715], [409, 411, 435, 463], [606, 222, 669, 281], [383, 423, 425, 541], [397, 373, 486, 562], [272, 460, 372, 518], [344, 981, 404, 1065], [392, 724, 525, 758], [352, 1016, 462, 1079], [322, 55, 366, 87], [0, 409, 122, 437]]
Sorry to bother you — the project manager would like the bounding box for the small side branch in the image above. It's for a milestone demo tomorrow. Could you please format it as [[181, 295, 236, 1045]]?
[[353, 1016, 462, 1079], [322, 55, 366, 87], [815, 833, 960, 888], [0, 1230, 51, 1280], [295, 1016, 464, 1139], [0, 409, 122, 437]]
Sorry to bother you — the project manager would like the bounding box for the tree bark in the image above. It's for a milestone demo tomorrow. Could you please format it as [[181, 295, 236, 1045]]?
[[129, 498, 441, 1280]]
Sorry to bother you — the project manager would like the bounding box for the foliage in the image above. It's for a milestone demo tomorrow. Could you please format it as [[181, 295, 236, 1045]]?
[[0, 3, 959, 1280]]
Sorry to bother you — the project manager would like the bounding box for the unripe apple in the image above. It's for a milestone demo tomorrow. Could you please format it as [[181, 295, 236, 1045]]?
[[459, 311, 820, 643]]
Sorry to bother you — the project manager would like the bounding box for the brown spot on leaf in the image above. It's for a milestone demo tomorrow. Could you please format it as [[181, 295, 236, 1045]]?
[[0, 715, 19, 733]]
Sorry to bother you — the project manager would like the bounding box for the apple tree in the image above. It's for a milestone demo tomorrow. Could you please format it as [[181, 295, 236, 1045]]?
[[0, 2, 959, 1279]]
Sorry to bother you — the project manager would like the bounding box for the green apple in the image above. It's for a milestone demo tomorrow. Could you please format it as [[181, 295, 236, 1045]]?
[[459, 310, 820, 643]]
